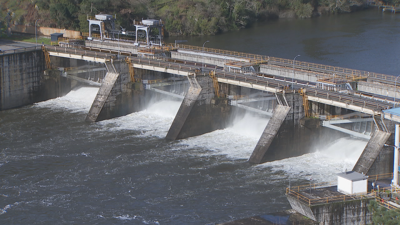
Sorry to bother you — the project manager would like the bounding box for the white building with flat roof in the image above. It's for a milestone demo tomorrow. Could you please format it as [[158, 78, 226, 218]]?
[[337, 171, 368, 195]]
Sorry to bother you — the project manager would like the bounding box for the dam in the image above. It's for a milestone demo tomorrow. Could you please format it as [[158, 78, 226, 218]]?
[[1, 37, 398, 178], [2, 10, 400, 224]]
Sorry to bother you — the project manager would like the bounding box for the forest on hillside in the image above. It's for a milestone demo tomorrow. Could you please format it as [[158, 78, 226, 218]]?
[[0, 0, 397, 36]]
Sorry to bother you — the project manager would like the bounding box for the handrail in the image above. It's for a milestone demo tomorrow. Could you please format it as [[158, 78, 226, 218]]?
[[286, 173, 399, 206], [287, 186, 374, 206], [175, 44, 395, 83]]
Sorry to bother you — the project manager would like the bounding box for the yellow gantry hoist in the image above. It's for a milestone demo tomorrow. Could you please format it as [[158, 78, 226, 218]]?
[[125, 57, 135, 82], [299, 88, 310, 117], [42, 46, 52, 69], [209, 70, 220, 98]]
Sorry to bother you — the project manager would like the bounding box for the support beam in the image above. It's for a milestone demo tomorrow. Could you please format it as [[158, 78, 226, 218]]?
[[322, 123, 371, 140], [249, 104, 291, 164], [323, 118, 373, 125], [64, 74, 101, 87], [147, 87, 184, 100], [231, 103, 273, 117]]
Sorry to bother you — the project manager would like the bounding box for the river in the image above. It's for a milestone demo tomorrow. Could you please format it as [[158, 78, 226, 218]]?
[[0, 8, 397, 225]]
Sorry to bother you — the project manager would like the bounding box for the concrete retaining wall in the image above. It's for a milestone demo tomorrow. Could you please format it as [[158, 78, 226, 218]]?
[[287, 195, 373, 225], [0, 50, 70, 110]]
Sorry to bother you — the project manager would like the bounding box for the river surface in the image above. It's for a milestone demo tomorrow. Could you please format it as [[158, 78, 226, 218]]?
[[0, 8, 397, 225]]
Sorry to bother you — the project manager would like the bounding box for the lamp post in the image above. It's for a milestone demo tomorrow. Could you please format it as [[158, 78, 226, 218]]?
[[202, 40, 209, 71], [292, 55, 301, 89], [394, 75, 400, 108], [35, 19, 40, 46]]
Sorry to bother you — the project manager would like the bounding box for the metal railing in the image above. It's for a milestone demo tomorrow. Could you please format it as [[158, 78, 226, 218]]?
[[42, 43, 396, 112], [173, 44, 268, 61], [125, 55, 394, 112], [287, 173, 398, 206], [307, 88, 393, 111], [175, 44, 395, 83]]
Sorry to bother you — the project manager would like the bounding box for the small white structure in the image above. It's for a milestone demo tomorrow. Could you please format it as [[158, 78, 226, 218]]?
[[337, 171, 368, 195]]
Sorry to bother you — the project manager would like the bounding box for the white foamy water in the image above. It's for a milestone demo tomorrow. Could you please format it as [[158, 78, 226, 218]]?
[[99, 100, 182, 138], [179, 113, 270, 159], [34, 87, 99, 112], [33, 88, 369, 183], [260, 137, 368, 182]]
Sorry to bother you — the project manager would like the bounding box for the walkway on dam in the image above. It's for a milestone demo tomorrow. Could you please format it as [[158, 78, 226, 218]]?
[[44, 44, 395, 120]]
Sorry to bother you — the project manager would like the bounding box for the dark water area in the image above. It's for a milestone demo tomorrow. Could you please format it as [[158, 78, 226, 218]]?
[[166, 8, 400, 76], [0, 8, 396, 225]]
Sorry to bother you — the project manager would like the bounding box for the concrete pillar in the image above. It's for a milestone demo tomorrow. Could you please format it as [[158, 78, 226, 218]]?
[[249, 104, 291, 164], [353, 129, 391, 175], [86, 60, 138, 122], [86, 69, 120, 122], [166, 72, 230, 140]]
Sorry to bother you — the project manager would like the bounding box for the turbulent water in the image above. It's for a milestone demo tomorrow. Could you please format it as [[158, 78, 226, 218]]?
[[2, 8, 397, 225], [0, 87, 367, 224]]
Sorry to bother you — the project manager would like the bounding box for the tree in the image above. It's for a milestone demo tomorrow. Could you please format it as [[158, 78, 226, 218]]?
[[368, 200, 400, 225]]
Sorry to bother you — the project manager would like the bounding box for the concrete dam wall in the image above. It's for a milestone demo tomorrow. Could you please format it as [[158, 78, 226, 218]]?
[[1, 44, 396, 174], [0, 49, 71, 110]]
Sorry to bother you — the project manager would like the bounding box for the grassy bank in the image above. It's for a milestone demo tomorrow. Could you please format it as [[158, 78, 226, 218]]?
[[1, 34, 52, 45]]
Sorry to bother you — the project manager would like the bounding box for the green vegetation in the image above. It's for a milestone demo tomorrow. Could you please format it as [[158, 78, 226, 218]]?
[[0, 0, 383, 36], [368, 200, 400, 225], [0, 32, 52, 45]]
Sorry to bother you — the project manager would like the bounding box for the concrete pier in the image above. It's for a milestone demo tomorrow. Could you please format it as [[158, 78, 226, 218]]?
[[353, 130, 391, 175], [249, 104, 291, 163], [86, 72, 120, 121], [166, 72, 231, 140]]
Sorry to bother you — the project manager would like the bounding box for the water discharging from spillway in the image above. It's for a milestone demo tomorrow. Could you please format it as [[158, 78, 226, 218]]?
[[34, 86, 99, 112], [2, 87, 369, 224], [34, 87, 368, 183]]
